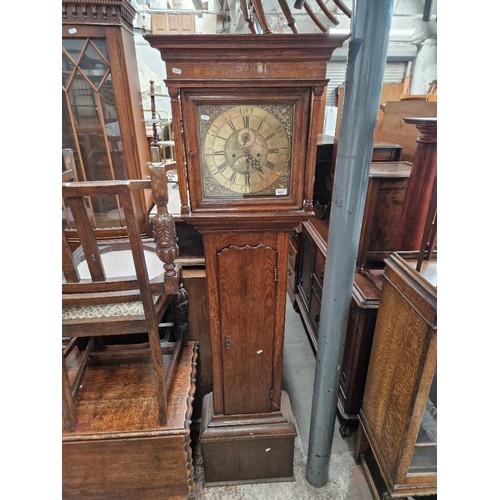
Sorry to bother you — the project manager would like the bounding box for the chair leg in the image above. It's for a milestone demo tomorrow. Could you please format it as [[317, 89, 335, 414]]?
[[173, 281, 189, 347], [62, 354, 77, 432], [148, 325, 168, 426], [164, 284, 189, 395]]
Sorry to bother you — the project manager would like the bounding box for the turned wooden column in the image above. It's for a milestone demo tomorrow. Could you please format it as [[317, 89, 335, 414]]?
[[395, 117, 437, 250]]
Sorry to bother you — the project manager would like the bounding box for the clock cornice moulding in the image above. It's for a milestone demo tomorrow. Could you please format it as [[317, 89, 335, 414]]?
[[144, 33, 350, 81]]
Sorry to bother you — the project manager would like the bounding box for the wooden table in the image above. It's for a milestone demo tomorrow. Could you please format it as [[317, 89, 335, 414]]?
[[62, 342, 199, 499]]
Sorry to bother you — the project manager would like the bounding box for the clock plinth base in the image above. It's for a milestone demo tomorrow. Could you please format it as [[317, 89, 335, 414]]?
[[199, 391, 297, 485]]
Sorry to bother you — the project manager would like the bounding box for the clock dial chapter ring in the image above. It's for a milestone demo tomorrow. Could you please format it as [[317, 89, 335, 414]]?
[[203, 105, 291, 196]]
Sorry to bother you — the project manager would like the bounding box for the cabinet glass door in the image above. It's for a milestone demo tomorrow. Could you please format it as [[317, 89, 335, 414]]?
[[409, 369, 437, 474], [62, 38, 127, 228]]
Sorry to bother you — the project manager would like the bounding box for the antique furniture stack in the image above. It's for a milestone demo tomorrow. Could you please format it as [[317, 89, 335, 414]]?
[[291, 147, 412, 435], [62, 3, 202, 496], [294, 115, 438, 498], [145, 33, 348, 484], [352, 118, 437, 499], [62, 162, 199, 497], [290, 110, 437, 445]]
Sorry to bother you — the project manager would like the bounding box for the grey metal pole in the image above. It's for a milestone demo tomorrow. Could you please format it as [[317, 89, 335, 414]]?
[[306, 0, 394, 487]]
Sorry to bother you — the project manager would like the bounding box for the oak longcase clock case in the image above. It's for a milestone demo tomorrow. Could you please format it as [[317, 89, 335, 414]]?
[[145, 33, 348, 485]]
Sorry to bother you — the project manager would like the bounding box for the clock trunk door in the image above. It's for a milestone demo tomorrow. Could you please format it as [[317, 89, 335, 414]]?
[[217, 244, 277, 415]]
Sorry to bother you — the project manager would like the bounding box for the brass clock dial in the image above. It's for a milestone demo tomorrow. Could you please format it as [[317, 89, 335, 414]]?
[[199, 104, 293, 198]]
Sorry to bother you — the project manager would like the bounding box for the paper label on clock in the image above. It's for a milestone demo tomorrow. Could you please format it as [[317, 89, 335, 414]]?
[[275, 188, 287, 196], [200, 114, 210, 121], [171, 67, 182, 75]]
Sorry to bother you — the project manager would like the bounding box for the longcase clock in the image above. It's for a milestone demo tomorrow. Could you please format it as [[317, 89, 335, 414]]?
[[146, 33, 348, 484]]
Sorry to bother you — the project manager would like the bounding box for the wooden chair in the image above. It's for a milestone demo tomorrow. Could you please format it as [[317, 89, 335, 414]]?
[[62, 163, 186, 432]]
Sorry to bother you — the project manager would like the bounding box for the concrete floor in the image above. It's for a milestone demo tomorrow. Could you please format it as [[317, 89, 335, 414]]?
[[189, 297, 374, 499]]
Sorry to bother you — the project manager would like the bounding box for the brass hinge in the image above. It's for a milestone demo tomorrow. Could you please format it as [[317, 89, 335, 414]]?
[[274, 268, 278, 282], [270, 389, 274, 400]]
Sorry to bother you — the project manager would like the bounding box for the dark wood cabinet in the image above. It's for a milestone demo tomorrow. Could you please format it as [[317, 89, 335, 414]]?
[[296, 160, 411, 350], [295, 219, 383, 435], [295, 217, 327, 351], [357, 161, 412, 268], [313, 136, 402, 215], [355, 253, 437, 499], [338, 269, 383, 437]]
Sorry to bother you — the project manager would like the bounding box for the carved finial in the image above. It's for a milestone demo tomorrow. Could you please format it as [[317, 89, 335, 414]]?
[[152, 212, 179, 294], [150, 162, 179, 294]]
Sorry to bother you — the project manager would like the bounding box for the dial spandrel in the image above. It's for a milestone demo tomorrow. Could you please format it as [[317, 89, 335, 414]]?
[[199, 104, 293, 199]]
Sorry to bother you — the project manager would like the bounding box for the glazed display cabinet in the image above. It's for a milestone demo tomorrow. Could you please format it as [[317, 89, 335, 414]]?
[[62, 0, 151, 233]]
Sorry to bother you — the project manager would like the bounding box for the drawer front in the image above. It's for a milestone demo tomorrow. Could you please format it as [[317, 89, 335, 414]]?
[[340, 304, 358, 388]]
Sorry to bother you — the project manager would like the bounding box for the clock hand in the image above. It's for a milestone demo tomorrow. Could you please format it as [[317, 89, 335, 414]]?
[[244, 163, 251, 187]]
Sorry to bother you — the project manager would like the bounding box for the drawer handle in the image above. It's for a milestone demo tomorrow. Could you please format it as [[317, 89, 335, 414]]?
[[320, 269, 324, 279], [315, 313, 320, 323]]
